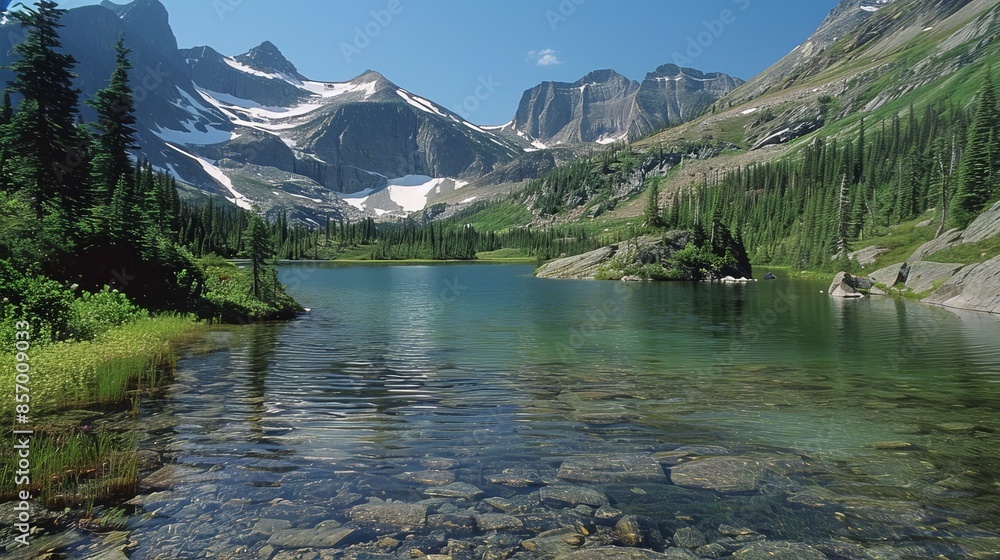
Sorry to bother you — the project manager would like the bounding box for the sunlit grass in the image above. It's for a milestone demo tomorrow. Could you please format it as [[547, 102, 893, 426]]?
[[0, 428, 140, 511], [0, 314, 198, 414], [0, 315, 202, 509], [925, 236, 1000, 265], [852, 212, 940, 271]]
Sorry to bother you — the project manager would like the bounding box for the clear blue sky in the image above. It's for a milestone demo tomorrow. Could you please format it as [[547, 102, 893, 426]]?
[[56, 0, 837, 125]]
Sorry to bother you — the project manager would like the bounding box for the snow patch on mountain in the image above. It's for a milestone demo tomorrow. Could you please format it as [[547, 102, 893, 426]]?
[[165, 143, 253, 210], [198, 88, 325, 127], [482, 121, 514, 131], [397, 89, 448, 118], [596, 134, 627, 145], [342, 175, 469, 215], [154, 120, 234, 145], [223, 56, 301, 85], [301, 80, 378, 99]]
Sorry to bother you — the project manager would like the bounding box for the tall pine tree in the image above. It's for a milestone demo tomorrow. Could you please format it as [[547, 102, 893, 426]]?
[[952, 69, 999, 228], [247, 210, 275, 301], [7, 1, 91, 228], [88, 35, 138, 209]]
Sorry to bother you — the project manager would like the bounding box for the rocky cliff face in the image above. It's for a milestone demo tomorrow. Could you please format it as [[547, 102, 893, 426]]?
[[629, 64, 744, 139], [512, 70, 640, 145], [512, 65, 742, 145]]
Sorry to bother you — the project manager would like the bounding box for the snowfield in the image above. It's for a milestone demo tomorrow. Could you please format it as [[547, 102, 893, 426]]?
[[342, 175, 470, 214], [164, 143, 253, 211]]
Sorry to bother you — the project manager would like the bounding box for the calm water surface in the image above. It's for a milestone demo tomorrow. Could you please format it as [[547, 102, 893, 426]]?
[[124, 264, 1000, 558]]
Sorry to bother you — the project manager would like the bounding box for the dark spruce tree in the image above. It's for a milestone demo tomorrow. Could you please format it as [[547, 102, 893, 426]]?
[[7, 1, 91, 233], [952, 69, 999, 228], [247, 210, 275, 301], [87, 35, 138, 215]]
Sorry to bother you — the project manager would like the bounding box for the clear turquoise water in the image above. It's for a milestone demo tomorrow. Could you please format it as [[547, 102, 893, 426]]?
[[124, 263, 1000, 558]]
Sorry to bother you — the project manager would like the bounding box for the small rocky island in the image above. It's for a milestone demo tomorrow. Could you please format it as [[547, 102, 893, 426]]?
[[535, 232, 752, 282]]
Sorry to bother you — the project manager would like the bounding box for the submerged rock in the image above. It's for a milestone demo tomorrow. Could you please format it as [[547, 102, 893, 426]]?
[[654, 445, 730, 466], [423, 482, 485, 501], [394, 470, 456, 486], [266, 525, 357, 549], [483, 493, 541, 515], [732, 541, 828, 559], [558, 454, 667, 484], [474, 513, 524, 532], [540, 485, 609, 508], [614, 515, 665, 550], [486, 468, 546, 488], [669, 458, 769, 492], [565, 547, 680, 559], [348, 502, 427, 530], [140, 464, 204, 491], [420, 457, 459, 470], [427, 513, 476, 533], [672, 527, 707, 549]]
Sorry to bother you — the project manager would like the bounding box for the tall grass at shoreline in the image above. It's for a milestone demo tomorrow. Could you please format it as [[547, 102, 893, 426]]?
[[0, 315, 204, 509], [1, 314, 198, 413]]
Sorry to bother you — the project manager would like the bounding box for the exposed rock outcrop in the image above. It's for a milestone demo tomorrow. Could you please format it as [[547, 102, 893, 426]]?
[[534, 233, 752, 281], [844, 201, 1000, 313], [921, 256, 1000, 314]]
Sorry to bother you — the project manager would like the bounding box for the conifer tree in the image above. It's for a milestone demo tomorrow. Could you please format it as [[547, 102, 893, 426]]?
[[247, 210, 275, 301], [952, 69, 999, 228], [643, 177, 665, 229], [7, 1, 90, 226], [88, 35, 138, 207]]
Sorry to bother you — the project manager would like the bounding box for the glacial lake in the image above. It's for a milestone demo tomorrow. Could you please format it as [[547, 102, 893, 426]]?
[[123, 263, 1000, 558]]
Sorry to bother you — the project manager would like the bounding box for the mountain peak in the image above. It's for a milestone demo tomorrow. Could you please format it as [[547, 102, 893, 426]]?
[[110, 0, 169, 21], [235, 40, 304, 81], [353, 70, 396, 88], [575, 69, 636, 87]]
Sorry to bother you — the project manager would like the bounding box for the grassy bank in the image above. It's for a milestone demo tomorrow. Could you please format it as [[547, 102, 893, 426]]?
[[0, 315, 204, 510], [0, 259, 301, 513]]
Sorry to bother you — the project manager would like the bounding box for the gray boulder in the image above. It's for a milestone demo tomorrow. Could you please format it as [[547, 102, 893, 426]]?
[[827, 271, 873, 298]]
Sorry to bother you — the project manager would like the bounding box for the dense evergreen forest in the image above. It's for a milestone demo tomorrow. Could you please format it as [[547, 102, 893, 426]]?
[[0, 2, 296, 345], [180, 198, 609, 262]]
